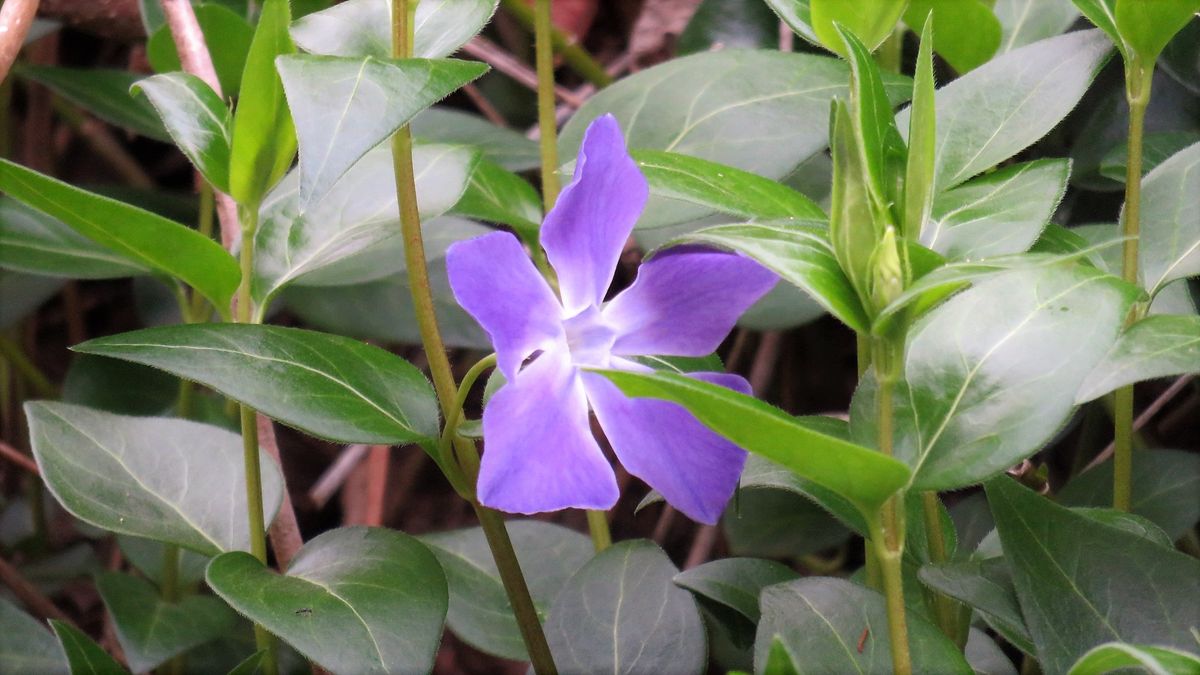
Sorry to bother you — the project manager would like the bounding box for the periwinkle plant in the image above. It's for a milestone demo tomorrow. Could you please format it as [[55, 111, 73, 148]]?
[[0, 1, 1198, 674]]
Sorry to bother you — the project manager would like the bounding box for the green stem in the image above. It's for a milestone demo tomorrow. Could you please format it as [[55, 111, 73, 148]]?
[[187, 180, 218, 322], [921, 491, 965, 647], [586, 510, 612, 551], [499, 0, 611, 88], [532, 0, 561, 210], [1114, 59, 1152, 513], [0, 336, 56, 399], [161, 544, 181, 602], [475, 504, 559, 675], [392, 3, 556, 671]]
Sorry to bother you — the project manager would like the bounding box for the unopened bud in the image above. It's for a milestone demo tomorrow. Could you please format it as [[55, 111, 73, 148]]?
[[869, 226, 904, 314]]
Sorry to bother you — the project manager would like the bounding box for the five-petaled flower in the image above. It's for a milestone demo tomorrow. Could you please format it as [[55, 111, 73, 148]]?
[[446, 115, 777, 525]]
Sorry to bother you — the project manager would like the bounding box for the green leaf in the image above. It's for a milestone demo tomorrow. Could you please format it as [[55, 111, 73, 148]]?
[[1139, 141, 1200, 296], [291, 0, 498, 59], [1114, 0, 1200, 63], [1059, 448, 1200, 540], [252, 144, 477, 303], [723, 487, 853, 561], [1069, 224, 1196, 316], [229, 0, 296, 208], [853, 264, 1138, 491], [25, 402, 284, 556], [277, 54, 486, 209], [543, 540, 707, 675], [674, 558, 799, 624], [904, 0, 1002, 72], [966, 628, 1019, 675], [1068, 642, 1200, 675], [673, 221, 869, 333], [419, 521, 593, 661], [678, 0, 781, 54], [918, 558, 1035, 654], [757, 577, 972, 674], [449, 157, 542, 238], [96, 572, 238, 673], [15, 66, 169, 142], [1069, 0, 1123, 53], [591, 369, 911, 518], [1099, 130, 1200, 182], [994, 0, 1080, 53], [923, 159, 1070, 260], [634, 150, 826, 223], [829, 98, 881, 307], [132, 73, 233, 192], [225, 651, 266, 675], [1160, 18, 1200, 95], [0, 198, 147, 279], [1076, 314, 1200, 402], [896, 29, 1112, 191], [411, 107, 539, 171], [147, 4, 254, 95], [764, 0, 819, 44], [74, 324, 440, 444], [560, 50, 911, 187], [0, 160, 240, 314], [62, 354, 177, 416], [986, 476, 1200, 673], [49, 621, 127, 675], [0, 598, 68, 675], [903, 15, 937, 241], [731, 451, 866, 535], [117, 535, 209, 589], [207, 527, 448, 675], [809, 0, 907, 56]]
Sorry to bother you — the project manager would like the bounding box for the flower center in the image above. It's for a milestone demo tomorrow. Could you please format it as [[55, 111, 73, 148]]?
[[562, 305, 616, 368]]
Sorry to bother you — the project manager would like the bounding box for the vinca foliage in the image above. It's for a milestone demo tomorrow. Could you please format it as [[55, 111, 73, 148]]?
[[0, 1, 1197, 674]]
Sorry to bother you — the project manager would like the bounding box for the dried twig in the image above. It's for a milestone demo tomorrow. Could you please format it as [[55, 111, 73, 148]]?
[[363, 445, 390, 527], [258, 415, 303, 570], [0, 0, 40, 83], [0, 439, 39, 475], [461, 83, 507, 126], [1085, 375, 1195, 472], [683, 524, 718, 569], [463, 36, 585, 108], [0, 554, 73, 625], [308, 444, 371, 509]]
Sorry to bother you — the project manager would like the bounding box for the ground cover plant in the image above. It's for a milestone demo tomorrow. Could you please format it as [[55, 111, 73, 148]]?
[[0, 0, 1198, 673]]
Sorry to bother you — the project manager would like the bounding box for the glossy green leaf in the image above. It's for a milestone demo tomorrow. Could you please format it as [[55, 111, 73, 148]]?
[[1139, 141, 1200, 296], [1099, 130, 1200, 182], [291, 0, 498, 59], [75, 324, 440, 444], [1077, 314, 1200, 402], [756, 577, 972, 674], [903, 15, 937, 241], [1068, 642, 1200, 675], [253, 144, 477, 303], [809, 0, 907, 56], [543, 540, 707, 675], [49, 621, 126, 675], [0, 598, 68, 675], [918, 558, 1035, 654], [132, 73, 233, 192], [923, 159, 1070, 260], [229, 0, 297, 208], [1071, 225, 1196, 316], [829, 98, 880, 307], [561, 50, 911, 186], [986, 477, 1200, 673], [723, 487, 853, 564], [634, 150, 826, 223], [0, 160, 240, 314], [966, 629, 1019, 675], [854, 264, 1138, 490], [410, 107, 539, 171], [592, 369, 911, 517], [896, 29, 1112, 191], [764, 0, 819, 44], [117, 535, 209, 589], [25, 402, 284, 556], [419, 521, 593, 661], [994, 0, 1080, 53], [96, 572, 238, 673], [277, 54, 486, 209], [1060, 448, 1200, 539], [15, 66, 169, 142], [678, 0, 780, 54], [0, 198, 147, 279], [904, 0, 1002, 72], [62, 355, 177, 417], [1160, 18, 1200, 94], [674, 558, 799, 624], [225, 651, 267, 675], [731, 451, 866, 535], [146, 4, 253, 95], [1068, 0, 1122, 52], [447, 156, 541, 237], [673, 221, 869, 333], [1114, 0, 1200, 63], [207, 527, 447, 675]]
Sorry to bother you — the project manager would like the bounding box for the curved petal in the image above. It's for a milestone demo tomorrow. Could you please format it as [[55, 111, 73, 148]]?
[[446, 231, 564, 380], [541, 114, 649, 315], [604, 247, 777, 357], [479, 348, 619, 514], [582, 370, 751, 525]]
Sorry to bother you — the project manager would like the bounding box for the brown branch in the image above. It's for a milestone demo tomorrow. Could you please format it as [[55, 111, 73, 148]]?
[[0, 0, 40, 83], [460, 83, 507, 127], [363, 445, 390, 526], [0, 554, 73, 625], [159, 0, 240, 249], [462, 36, 585, 108], [257, 415, 303, 570], [0, 439, 39, 475], [307, 444, 371, 509], [1085, 375, 1195, 472]]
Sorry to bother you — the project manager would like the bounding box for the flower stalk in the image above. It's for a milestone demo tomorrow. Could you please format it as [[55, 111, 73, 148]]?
[[499, 0, 611, 88]]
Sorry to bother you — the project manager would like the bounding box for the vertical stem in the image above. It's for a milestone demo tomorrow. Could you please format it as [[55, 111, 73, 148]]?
[[921, 491, 963, 646], [533, 0, 560, 209], [498, 0, 611, 87], [871, 338, 912, 675], [392, 2, 556, 671], [586, 510, 612, 551], [161, 545, 181, 602], [1114, 60, 1151, 513]]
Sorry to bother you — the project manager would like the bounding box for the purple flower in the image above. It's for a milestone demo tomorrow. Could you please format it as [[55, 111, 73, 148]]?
[[445, 115, 777, 525]]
